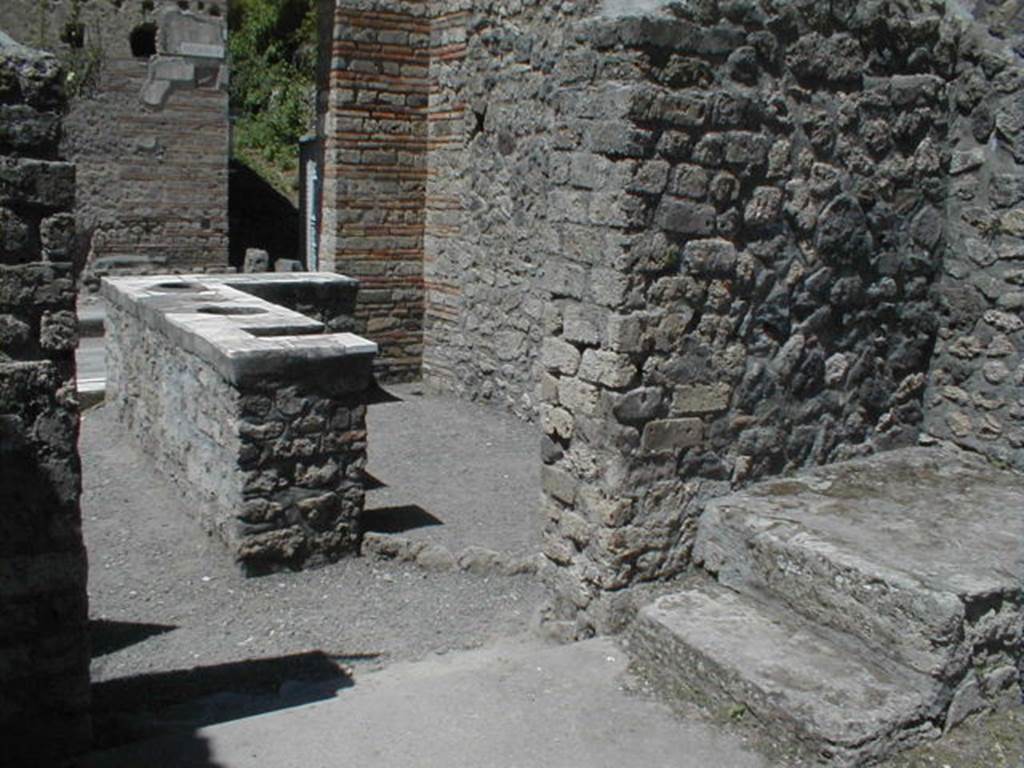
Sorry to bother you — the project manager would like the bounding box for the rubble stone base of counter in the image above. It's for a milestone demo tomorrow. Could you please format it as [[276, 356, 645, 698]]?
[[104, 275, 376, 574]]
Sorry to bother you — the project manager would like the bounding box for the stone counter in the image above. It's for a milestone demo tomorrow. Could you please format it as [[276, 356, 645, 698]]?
[[102, 273, 377, 573]]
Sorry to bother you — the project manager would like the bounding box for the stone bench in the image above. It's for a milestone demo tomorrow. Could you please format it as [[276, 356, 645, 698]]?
[[102, 273, 377, 574]]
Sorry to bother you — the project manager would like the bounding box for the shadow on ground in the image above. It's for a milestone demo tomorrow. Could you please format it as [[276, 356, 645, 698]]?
[[89, 650, 371, 755], [362, 504, 443, 534], [91, 619, 177, 658], [363, 380, 405, 405]]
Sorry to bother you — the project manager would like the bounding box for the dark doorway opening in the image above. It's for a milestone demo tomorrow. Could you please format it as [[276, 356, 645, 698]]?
[[129, 23, 158, 58]]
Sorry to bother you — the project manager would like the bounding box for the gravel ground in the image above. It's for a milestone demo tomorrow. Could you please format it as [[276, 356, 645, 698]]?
[[79, 400, 1022, 765], [81, 403, 544, 743], [364, 381, 543, 558]]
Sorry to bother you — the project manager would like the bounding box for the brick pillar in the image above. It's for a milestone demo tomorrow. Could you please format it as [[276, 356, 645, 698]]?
[[0, 32, 91, 762], [320, 0, 430, 380]]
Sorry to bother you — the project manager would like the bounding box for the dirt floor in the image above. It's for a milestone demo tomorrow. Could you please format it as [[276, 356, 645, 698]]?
[[80, 399, 1023, 765], [364, 381, 544, 559], [80, 403, 544, 748]]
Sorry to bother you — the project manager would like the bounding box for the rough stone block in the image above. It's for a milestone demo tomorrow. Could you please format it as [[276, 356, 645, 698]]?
[[723, 132, 771, 167], [767, 139, 792, 178], [655, 197, 715, 236], [612, 386, 662, 424], [637, 91, 708, 129], [578, 485, 634, 528], [578, 349, 637, 389], [890, 74, 944, 107], [641, 418, 703, 453], [1002, 209, 1024, 236], [39, 310, 77, 352], [589, 267, 630, 308], [744, 187, 783, 229], [541, 337, 582, 375], [0, 157, 74, 210], [562, 304, 603, 346], [671, 383, 731, 415], [0, 105, 61, 155], [0, 262, 75, 310], [545, 261, 587, 300], [682, 238, 737, 278], [990, 174, 1024, 208], [38, 213, 74, 260], [542, 465, 578, 505], [666, 164, 709, 199], [588, 192, 635, 227], [628, 160, 669, 194], [950, 148, 985, 175], [558, 376, 600, 416], [0, 313, 31, 350], [244, 248, 270, 273], [586, 121, 654, 158], [0, 206, 32, 261], [786, 32, 865, 85], [605, 313, 643, 353], [541, 404, 574, 440], [569, 152, 613, 190]]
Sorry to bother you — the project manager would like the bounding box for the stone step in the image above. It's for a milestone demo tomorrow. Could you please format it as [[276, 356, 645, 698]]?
[[693, 446, 1024, 688], [629, 580, 942, 767]]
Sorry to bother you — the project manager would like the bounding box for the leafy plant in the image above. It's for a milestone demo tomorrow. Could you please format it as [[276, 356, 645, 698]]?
[[229, 0, 317, 200], [35, 0, 105, 100]]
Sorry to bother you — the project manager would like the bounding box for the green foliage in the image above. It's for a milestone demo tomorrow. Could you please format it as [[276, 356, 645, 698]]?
[[229, 0, 317, 196], [61, 24, 104, 99], [34, 0, 105, 99]]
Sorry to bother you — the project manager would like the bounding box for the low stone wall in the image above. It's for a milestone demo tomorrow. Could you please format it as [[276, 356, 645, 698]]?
[[0, 33, 91, 763], [104, 274, 377, 573]]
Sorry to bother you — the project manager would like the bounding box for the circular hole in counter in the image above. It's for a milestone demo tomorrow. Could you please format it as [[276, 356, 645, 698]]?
[[149, 281, 210, 293], [195, 305, 269, 316]]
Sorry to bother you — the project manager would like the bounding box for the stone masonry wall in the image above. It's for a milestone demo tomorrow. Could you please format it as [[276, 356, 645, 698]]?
[[528, 0, 1024, 635], [105, 292, 373, 574], [422, 1, 604, 419], [419, 0, 467, 398], [922, 4, 1024, 466], [319, 0, 1024, 633], [0, 1, 229, 287], [0, 34, 90, 763]]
